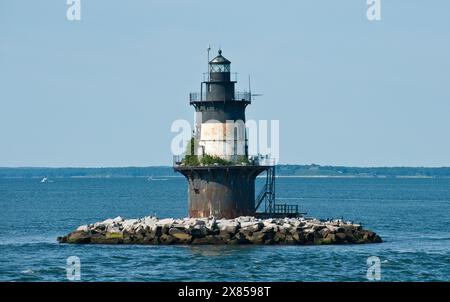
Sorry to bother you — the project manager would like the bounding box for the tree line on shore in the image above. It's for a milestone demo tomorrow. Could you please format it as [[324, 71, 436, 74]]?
[[1, 165, 450, 178]]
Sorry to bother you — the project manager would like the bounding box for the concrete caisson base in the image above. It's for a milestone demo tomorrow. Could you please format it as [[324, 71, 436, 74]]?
[[175, 166, 268, 219]]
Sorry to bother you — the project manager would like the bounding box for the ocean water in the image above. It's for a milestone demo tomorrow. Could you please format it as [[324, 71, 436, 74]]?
[[0, 177, 449, 281]]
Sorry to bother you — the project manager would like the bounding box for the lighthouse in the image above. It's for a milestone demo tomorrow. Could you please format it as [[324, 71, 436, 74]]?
[[174, 49, 296, 219]]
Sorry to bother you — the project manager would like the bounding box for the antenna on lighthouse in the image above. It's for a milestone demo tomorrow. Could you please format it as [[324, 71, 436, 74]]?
[[248, 75, 263, 100], [207, 44, 211, 81], [248, 75, 252, 101]]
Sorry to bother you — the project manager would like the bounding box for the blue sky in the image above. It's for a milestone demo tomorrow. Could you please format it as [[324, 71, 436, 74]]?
[[0, 0, 449, 167]]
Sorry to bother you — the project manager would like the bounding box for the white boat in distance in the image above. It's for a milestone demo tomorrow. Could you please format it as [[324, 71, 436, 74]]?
[[40, 177, 54, 183]]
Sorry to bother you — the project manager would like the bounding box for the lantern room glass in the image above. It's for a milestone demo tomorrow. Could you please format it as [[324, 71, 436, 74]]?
[[210, 63, 230, 73]]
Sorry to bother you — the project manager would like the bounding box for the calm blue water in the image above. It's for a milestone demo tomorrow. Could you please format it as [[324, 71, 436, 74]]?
[[0, 177, 449, 281]]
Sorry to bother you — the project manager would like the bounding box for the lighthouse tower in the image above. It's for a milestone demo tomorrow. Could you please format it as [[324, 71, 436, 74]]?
[[174, 50, 277, 219], [195, 50, 247, 160]]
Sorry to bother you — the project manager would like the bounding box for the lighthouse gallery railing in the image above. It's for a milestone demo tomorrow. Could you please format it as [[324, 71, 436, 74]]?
[[189, 91, 251, 103]]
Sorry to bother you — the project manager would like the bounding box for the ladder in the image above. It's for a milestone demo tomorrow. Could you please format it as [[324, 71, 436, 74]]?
[[255, 166, 275, 213]]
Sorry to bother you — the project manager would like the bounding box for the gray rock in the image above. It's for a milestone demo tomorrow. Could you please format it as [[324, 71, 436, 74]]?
[[76, 225, 89, 232], [59, 215, 382, 246], [240, 221, 263, 232], [206, 217, 217, 229], [112, 216, 123, 223], [190, 225, 207, 238], [217, 220, 240, 234], [248, 231, 265, 244], [335, 232, 347, 242], [192, 235, 223, 245], [169, 228, 192, 243], [157, 218, 174, 228]]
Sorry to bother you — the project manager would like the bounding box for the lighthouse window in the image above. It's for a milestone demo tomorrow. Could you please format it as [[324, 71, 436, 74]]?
[[210, 64, 230, 73]]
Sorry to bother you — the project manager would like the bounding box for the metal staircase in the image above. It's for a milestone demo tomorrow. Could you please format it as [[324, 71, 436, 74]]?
[[255, 166, 302, 218], [255, 166, 275, 213]]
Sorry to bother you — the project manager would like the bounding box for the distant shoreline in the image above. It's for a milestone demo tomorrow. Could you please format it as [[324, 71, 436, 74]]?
[[1, 165, 450, 179]]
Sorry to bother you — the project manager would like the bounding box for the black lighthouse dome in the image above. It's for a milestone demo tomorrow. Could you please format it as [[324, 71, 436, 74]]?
[[206, 50, 235, 100], [209, 49, 231, 73]]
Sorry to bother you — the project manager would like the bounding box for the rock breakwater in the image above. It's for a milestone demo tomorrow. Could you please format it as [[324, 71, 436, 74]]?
[[58, 216, 382, 245]]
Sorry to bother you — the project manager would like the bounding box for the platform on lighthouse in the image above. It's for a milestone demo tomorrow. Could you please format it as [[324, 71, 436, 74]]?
[[189, 91, 252, 104], [173, 154, 275, 168]]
